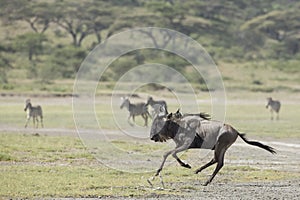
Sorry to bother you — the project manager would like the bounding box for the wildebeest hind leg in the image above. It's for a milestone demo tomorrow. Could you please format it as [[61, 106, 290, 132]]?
[[195, 157, 217, 174], [203, 142, 227, 186]]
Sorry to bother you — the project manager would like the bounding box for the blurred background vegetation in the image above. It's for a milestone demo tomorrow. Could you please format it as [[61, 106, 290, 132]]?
[[0, 0, 299, 93]]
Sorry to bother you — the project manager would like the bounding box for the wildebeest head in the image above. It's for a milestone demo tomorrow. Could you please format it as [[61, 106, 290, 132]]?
[[150, 112, 179, 142]]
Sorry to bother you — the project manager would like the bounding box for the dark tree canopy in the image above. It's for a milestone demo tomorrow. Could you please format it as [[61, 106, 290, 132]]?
[[0, 0, 299, 82]]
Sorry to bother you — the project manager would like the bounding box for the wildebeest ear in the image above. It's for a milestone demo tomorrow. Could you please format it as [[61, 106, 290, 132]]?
[[167, 113, 173, 119], [174, 109, 182, 118]]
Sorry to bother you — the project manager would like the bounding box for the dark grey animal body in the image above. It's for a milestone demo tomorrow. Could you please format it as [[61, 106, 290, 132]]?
[[266, 97, 281, 120], [120, 97, 151, 126], [24, 99, 43, 128], [149, 109, 276, 186]]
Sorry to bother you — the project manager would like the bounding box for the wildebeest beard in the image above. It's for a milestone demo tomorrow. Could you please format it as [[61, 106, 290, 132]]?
[[152, 119, 179, 142]]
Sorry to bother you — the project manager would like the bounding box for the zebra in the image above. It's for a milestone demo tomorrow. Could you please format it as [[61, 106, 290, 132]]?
[[266, 97, 281, 120], [24, 99, 43, 128], [120, 97, 151, 126], [146, 96, 168, 117]]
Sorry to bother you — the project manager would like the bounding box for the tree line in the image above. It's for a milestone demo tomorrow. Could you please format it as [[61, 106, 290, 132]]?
[[0, 0, 299, 84]]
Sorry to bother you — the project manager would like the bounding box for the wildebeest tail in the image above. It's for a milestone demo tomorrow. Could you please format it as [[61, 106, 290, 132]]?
[[238, 133, 276, 154]]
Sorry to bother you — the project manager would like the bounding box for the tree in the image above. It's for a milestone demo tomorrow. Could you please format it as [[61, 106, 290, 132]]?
[[0, 0, 52, 33], [52, 1, 115, 47], [14, 33, 48, 61], [49, 45, 87, 78], [0, 43, 13, 83], [241, 5, 300, 56]]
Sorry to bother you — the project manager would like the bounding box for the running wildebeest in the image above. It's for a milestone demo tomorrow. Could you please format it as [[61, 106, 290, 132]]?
[[24, 99, 43, 128], [146, 96, 168, 117], [266, 97, 281, 120], [120, 97, 151, 126], [149, 108, 276, 186]]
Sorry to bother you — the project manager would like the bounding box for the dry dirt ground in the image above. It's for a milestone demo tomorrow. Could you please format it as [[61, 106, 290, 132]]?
[[2, 126, 300, 200], [99, 136, 300, 200]]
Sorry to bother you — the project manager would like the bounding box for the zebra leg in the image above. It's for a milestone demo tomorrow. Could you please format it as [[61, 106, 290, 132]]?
[[141, 114, 148, 127], [270, 110, 274, 120], [24, 116, 31, 128], [33, 116, 36, 128], [40, 116, 44, 128], [128, 115, 134, 126], [36, 117, 39, 128]]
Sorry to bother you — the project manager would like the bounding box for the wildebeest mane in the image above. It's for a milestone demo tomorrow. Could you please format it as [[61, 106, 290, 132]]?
[[173, 109, 211, 120], [182, 113, 211, 120]]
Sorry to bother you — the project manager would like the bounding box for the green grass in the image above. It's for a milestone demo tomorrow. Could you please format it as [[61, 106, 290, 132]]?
[[225, 103, 300, 138], [0, 103, 75, 129], [0, 133, 93, 163], [1, 93, 300, 136], [1, 132, 299, 198]]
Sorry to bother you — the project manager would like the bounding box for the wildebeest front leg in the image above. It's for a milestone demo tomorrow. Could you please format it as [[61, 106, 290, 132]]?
[[172, 145, 192, 169], [148, 145, 189, 188], [155, 150, 172, 176], [155, 145, 190, 176]]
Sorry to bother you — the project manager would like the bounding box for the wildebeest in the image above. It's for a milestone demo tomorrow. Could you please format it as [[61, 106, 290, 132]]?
[[146, 96, 168, 117], [266, 97, 281, 120], [120, 97, 151, 126], [24, 99, 43, 128], [149, 108, 276, 186]]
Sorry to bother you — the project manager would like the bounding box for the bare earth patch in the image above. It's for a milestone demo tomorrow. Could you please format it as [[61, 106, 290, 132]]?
[[1, 127, 300, 199]]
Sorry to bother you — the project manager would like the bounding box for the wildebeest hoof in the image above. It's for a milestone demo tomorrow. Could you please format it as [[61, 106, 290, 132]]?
[[203, 181, 209, 186], [182, 163, 191, 169]]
